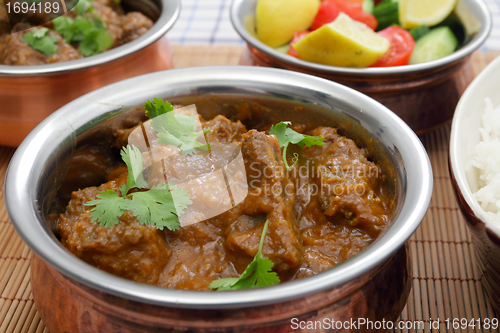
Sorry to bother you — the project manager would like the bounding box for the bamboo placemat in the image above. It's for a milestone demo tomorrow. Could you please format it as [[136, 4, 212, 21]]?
[[1, 46, 499, 333]]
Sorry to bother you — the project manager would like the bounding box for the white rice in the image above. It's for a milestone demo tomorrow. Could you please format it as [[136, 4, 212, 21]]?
[[473, 98, 500, 222]]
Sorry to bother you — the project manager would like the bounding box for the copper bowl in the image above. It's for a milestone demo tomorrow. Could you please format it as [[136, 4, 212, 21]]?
[[230, 0, 492, 135], [449, 55, 500, 313], [0, 0, 180, 147], [5, 66, 432, 332]]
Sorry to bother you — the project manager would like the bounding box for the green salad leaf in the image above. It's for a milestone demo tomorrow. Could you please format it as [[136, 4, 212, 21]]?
[[269, 121, 325, 170], [210, 219, 280, 290]]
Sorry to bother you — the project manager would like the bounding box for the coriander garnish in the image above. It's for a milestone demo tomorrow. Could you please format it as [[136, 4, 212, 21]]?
[[210, 219, 280, 290], [85, 145, 191, 230], [269, 121, 325, 170], [53, 4, 113, 57], [145, 98, 210, 155], [22, 28, 59, 57], [144, 97, 174, 118]]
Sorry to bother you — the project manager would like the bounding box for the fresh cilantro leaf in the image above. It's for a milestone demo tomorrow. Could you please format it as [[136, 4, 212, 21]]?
[[144, 98, 174, 119], [53, 17, 75, 40], [53, 13, 112, 57], [209, 219, 280, 290], [209, 278, 239, 290], [127, 184, 192, 231], [22, 28, 59, 57], [85, 143, 192, 229], [75, 0, 94, 15], [151, 112, 210, 155], [84, 189, 128, 227], [120, 145, 147, 195], [269, 121, 325, 171], [79, 28, 113, 56], [32, 28, 48, 38]]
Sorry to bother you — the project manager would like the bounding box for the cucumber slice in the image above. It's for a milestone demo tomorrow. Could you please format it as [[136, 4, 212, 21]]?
[[435, 13, 466, 46], [274, 44, 290, 54], [363, 0, 374, 14], [409, 27, 458, 64], [373, 0, 399, 31]]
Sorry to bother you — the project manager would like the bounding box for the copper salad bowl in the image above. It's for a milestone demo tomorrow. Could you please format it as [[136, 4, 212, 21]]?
[[231, 0, 492, 134]]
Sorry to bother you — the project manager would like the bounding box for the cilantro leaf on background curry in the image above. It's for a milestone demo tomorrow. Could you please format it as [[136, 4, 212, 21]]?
[[209, 219, 280, 290], [145, 98, 210, 155], [269, 121, 325, 170], [22, 28, 58, 57], [85, 144, 191, 230], [53, 0, 113, 57]]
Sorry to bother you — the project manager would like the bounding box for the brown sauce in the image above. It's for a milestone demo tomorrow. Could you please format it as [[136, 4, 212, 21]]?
[[56, 104, 395, 290]]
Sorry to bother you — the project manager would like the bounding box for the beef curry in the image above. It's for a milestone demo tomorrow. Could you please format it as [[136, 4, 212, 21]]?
[[55, 100, 395, 290]]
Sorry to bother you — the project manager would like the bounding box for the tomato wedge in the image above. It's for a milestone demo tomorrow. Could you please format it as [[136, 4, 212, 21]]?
[[311, 0, 378, 31], [370, 26, 415, 67], [287, 31, 310, 58]]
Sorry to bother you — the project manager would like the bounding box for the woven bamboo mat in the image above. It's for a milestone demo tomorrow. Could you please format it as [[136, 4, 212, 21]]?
[[1, 46, 499, 333]]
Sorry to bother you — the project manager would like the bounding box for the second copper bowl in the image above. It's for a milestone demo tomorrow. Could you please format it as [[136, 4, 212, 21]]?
[[0, 0, 180, 147], [231, 0, 492, 134]]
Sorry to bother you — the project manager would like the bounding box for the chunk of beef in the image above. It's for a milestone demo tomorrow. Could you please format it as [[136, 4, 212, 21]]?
[[224, 130, 303, 271], [117, 12, 154, 45], [0, 30, 80, 65], [203, 115, 247, 143], [303, 127, 392, 236], [57, 170, 171, 285]]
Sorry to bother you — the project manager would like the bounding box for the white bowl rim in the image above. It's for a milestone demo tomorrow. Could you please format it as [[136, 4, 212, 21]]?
[[450, 55, 500, 235]]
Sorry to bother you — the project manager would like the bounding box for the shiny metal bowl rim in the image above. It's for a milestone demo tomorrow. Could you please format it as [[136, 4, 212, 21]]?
[[0, 0, 180, 76], [5, 66, 432, 309], [230, 0, 492, 76]]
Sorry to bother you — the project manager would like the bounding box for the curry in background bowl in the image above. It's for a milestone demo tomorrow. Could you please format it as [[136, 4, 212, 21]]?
[[0, 0, 179, 147], [231, 0, 492, 134], [0, 0, 157, 65], [6, 66, 432, 332]]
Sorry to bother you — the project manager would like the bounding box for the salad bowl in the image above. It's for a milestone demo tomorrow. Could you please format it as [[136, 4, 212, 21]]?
[[231, 0, 492, 134]]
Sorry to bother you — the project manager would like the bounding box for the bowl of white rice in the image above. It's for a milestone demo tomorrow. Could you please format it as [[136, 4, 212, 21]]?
[[449, 55, 500, 313]]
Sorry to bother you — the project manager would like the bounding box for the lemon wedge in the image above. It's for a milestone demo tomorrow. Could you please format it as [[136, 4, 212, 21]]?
[[293, 13, 390, 68], [256, 0, 319, 48], [399, 0, 458, 29], [454, 0, 481, 35]]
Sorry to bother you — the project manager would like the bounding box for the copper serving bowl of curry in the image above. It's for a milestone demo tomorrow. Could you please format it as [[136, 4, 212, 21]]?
[[5, 66, 432, 332], [0, 0, 179, 147]]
